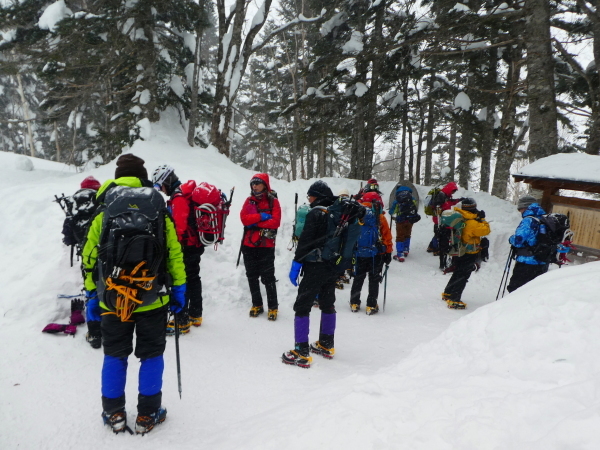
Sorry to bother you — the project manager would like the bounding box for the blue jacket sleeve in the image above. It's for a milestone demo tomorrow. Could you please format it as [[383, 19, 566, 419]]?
[[509, 217, 539, 248]]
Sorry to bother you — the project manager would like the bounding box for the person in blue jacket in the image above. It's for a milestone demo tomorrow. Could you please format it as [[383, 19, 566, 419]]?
[[507, 196, 549, 292], [388, 186, 420, 261]]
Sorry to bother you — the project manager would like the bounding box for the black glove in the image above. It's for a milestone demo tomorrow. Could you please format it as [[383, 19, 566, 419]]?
[[477, 210, 486, 219], [383, 252, 392, 265]]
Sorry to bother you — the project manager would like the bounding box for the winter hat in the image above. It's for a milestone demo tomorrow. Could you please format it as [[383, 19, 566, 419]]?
[[80, 176, 101, 190], [442, 181, 458, 195], [337, 188, 350, 197], [115, 154, 148, 180], [517, 195, 538, 210], [364, 178, 380, 193], [362, 192, 382, 204], [396, 185, 412, 193], [307, 180, 334, 199], [461, 197, 477, 210], [250, 176, 267, 187]]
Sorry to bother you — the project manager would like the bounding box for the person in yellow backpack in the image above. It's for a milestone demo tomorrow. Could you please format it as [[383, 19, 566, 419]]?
[[82, 154, 186, 435], [442, 198, 490, 309]]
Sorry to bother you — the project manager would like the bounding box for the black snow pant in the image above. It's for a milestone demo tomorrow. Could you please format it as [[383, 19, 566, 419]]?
[[242, 246, 278, 310], [507, 262, 549, 293], [350, 255, 384, 308], [101, 305, 168, 415], [183, 245, 204, 318], [294, 262, 338, 316], [443, 252, 479, 302]]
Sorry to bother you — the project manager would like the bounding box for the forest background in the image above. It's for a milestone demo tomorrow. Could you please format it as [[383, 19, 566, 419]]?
[[1, 0, 599, 201]]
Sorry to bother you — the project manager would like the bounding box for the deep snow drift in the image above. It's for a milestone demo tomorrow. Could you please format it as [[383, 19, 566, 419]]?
[[1, 123, 598, 449]]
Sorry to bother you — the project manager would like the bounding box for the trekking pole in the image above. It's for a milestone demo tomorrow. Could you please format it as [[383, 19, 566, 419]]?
[[288, 193, 299, 250], [173, 313, 182, 399], [381, 264, 389, 312], [236, 228, 246, 268], [495, 248, 514, 301], [70, 244, 75, 267]]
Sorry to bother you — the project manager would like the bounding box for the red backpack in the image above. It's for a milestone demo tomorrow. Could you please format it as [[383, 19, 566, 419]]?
[[190, 182, 233, 248]]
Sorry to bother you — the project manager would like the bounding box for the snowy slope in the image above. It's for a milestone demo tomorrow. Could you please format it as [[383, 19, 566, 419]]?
[[1, 123, 598, 449]]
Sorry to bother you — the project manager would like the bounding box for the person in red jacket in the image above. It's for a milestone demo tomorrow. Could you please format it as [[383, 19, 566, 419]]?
[[427, 181, 462, 255], [152, 165, 204, 334], [239, 173, 282, 320]]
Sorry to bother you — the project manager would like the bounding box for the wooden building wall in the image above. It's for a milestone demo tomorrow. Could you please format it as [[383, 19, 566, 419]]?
[[552, 201, 600, 253]]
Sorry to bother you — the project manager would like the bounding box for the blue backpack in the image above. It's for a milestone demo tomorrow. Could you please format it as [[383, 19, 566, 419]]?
[[355, 207, 381, 258]]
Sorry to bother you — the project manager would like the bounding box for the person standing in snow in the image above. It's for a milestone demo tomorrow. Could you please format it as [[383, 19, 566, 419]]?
[[283, 181, 346, 368], [427, 181, 462, 255], [239, 173, 281, 320], [506, 196, 549, 292], [335, 188, 352, 290], [82, 154, 186, 435], [152, 165, 205, 334], [350, 192, 393, 315], [441, 198, 490, 309], [388, 186, 421, 262]]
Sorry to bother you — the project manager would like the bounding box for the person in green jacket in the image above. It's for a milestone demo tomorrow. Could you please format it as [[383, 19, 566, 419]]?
[[81, 154, 186, 435]]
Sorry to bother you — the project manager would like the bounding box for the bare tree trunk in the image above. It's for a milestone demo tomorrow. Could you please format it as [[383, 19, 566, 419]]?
[[491, 40, 525, 199], [408, 122, 414, 183], [54, 121, 61, 162], [423, 73, 436, 185], [587, 17, 600, 155], [16, 73, 35, 157], [524, 0, 558, 160], [448, 122, 456, 179], [187, 30, 203, 146]]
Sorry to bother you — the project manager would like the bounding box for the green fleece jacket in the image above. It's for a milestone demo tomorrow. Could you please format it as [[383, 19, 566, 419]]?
[[82, 177, 186, 312]]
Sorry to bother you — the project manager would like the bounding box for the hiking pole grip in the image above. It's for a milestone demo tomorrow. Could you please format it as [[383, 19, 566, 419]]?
[[174, 313, 182, 399]]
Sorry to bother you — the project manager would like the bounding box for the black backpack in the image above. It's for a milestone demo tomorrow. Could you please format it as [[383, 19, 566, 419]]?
[[529, 213, 572, 264], [95, 186, 169, 321], [303, 197, 365, 273], [70, 188, 99, 246]]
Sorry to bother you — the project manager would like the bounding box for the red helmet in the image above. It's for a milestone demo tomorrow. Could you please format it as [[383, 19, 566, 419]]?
[[361, 191, 382, 204]]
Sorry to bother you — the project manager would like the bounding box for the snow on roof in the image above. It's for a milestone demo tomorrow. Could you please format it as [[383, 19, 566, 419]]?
[[514, 153, 600, 184]]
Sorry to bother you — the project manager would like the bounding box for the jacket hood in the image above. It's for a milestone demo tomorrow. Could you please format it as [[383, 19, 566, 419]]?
[[250, 173, 271, 191], [522, 203, 546, 218], [455, 207, 478, 220], [441, 182, 458, 196], [180, 180, 197, 197]]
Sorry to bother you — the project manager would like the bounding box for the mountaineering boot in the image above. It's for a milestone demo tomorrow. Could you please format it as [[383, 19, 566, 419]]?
[[86, 320, 102, 349], [282, 343, 312, 368], [249, 306, 264, 317], [342, 272, 351, 284], [166, 317, 190, 336], [102, 409, 128, 434], [350, 303, 360, 313], [447, 300, 466, 310], [393, 254, 405, 262], [335, 279, 344, 290], [366, 305, 379, 316], [135, 407, 167, 435], [189, 316, 202, 327], [267, 309, 278, 321], [441, 292, 452, 301], [310, 341, 335, 360], [87, 332, 102, 349]]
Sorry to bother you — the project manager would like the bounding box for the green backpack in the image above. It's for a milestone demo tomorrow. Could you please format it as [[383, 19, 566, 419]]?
[[423, 187, 441, 216], [440, 210, 466, 257], [294, 204, 310, 239]]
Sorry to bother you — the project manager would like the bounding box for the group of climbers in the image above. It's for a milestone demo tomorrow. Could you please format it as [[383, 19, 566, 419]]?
[[54, 155, 568, 433]]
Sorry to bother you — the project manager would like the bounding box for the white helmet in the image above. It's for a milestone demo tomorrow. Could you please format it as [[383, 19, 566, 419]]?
[[152, 164, 174, 188]]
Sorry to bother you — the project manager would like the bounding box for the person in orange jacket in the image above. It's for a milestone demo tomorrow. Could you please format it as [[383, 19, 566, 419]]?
[[239, 173, 281, 320], [349, 192, 393, 315]]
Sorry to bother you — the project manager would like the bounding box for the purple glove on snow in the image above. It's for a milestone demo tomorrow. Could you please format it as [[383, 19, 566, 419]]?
[[42, 323, 77, 335]]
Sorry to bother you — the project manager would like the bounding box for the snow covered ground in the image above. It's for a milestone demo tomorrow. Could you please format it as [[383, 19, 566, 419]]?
[[1, 121, 599, 449]]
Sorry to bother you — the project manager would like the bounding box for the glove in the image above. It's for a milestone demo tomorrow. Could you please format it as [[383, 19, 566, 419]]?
[[289, 261, 303, 287], [170, 284, 186, 314], [477, 210, 486, 219], [85, 290, 101, 322], [260, 213, 272, 221], [383, 252, 392, 265]]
